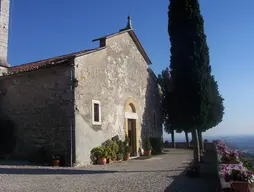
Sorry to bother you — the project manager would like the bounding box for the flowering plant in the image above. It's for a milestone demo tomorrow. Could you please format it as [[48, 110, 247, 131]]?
[[215, 140, 254, 185], [215, 140, 240, 164]]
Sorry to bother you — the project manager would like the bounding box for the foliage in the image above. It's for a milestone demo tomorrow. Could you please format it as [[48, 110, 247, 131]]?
[[90, 146, 108, 163], [143, 137, 152, 151], [90, 135, 128, 163], [202, 76, 224, 132], [239, 157, 254, 172], [124, 134, 129, 145], [123, 134, 131, 155], [150, 137, 163, 155], [0, 117, 16, 158], [116, 140, 125, 160], [168, 0, 212, 132], [111, 135, 125, 160], [117, 153, 124, 161], [52, 154, 60, 160], [167, 0, 224, 161], [102, 139, 119, 161], [158, 69, 177, 147], [124, 145, 131, 155], [164, 140, 169, 145], [157, 68, 174, 133]]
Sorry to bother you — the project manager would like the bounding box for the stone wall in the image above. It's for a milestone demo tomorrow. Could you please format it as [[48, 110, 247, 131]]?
[[74, 32, 162, 166], [0, 66, 74, 164], [144, 69, 163, 139]]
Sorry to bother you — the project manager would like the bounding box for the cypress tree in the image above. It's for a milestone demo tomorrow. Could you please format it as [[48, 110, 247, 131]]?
[[158, 68, 176, 148], [168, 0, 212, 162], [199, 76, 224, 151]]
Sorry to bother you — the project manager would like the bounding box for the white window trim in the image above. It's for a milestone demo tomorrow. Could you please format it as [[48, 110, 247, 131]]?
[[92, 100, 102, 125]]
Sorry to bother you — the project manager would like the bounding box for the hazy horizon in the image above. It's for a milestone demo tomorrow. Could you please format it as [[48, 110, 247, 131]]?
[[163, 132, 254, 142]]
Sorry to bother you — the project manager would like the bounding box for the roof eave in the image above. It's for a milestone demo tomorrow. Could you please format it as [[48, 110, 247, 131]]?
[[128, 30, 152, 65], [74, 46, 106, 57], [92, 29, 133, 42]]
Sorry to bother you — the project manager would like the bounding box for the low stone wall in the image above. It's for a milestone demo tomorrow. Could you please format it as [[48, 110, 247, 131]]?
[[164, 142, 193, 149], [212, 142, 231, 191]]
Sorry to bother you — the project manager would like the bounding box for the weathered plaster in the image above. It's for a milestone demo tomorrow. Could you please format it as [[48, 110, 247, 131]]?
[[0, 66, 8, 76], [74, 32, 162, 166]]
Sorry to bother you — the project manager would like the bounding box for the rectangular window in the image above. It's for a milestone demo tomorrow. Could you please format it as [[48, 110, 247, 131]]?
[[92, 100, 101, 125], [94, 103, 99, 122]]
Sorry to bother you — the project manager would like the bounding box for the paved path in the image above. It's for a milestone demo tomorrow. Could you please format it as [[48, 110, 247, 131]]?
[[0, 149, 219, 192], [165, 149, 221, 192]]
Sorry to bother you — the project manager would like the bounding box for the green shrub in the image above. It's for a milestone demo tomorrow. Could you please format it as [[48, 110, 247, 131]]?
[[150, 137, 163, 155], [90, 146, 107, 164], [116, 140, 125, 160], [123, 135, 131, 155], [102, 139, 119, 161], [143, 136, 152, 151], [117, 153, 123, 160]]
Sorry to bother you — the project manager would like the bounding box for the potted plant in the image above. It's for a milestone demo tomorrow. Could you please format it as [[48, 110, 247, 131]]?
[[123, 135, 131, 161], [90, 146, 107, 165], [116, 140, 125, 161], [123, 145, 131, 161], [52, 154, 60, 167], [102, 139, 119, 163], [143, 137, 152, 156], [117, 153, 124, 161]]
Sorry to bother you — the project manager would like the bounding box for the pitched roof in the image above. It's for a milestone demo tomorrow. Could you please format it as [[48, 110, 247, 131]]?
[[92, 28, 152, 65], [4, 47, 105, 76]]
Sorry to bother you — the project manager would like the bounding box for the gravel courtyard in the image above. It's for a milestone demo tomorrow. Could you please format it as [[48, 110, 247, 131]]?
[[0, 149, 218, 192]]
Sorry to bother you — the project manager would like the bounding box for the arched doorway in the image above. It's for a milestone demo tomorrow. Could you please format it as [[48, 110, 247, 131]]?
[[125, 98, 139, 156]]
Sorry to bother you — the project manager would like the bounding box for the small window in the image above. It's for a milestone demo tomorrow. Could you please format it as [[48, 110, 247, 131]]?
[[94, 103, 100, 122], [92, 100, 101, 125]]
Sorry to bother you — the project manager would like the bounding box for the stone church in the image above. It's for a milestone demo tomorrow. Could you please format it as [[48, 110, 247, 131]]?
[[0, 0, 162, 166]]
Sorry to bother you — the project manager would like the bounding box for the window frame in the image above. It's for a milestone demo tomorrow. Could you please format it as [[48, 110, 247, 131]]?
[[92, 100, 102, 125]]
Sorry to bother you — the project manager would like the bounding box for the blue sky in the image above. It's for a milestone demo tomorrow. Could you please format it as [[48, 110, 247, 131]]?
[[7, 0, 254, 137]]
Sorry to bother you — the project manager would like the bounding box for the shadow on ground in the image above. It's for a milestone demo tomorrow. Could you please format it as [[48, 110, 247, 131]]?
[[164, 150, 221, 192], [0, 167, 185, 175]]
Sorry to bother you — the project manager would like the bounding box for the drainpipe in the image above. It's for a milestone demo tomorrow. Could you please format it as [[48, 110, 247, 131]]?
[[70, 68, 73, 167]]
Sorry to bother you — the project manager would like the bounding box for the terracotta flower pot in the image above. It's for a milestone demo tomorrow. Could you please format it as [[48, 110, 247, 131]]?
[[107, 158, 114, 164], [52, 159, 60, 167], [144, 150, 152, 156], [98, 158, 107, 165], [123, 153, 130, 161]]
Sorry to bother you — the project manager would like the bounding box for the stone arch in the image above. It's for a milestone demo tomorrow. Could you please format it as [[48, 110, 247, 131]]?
[[127, 103, 136, 113], [124, 98, 140, 156]]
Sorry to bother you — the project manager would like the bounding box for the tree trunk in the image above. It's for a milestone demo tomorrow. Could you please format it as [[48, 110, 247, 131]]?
[[198, 130, 204, 153], [185, 131, 190, 148], [191, 128, 200, 163], [171, 129, 176, 148]]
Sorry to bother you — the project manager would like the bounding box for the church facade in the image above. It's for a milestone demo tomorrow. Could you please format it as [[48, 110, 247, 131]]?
[[0, 0, 162, 166]]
